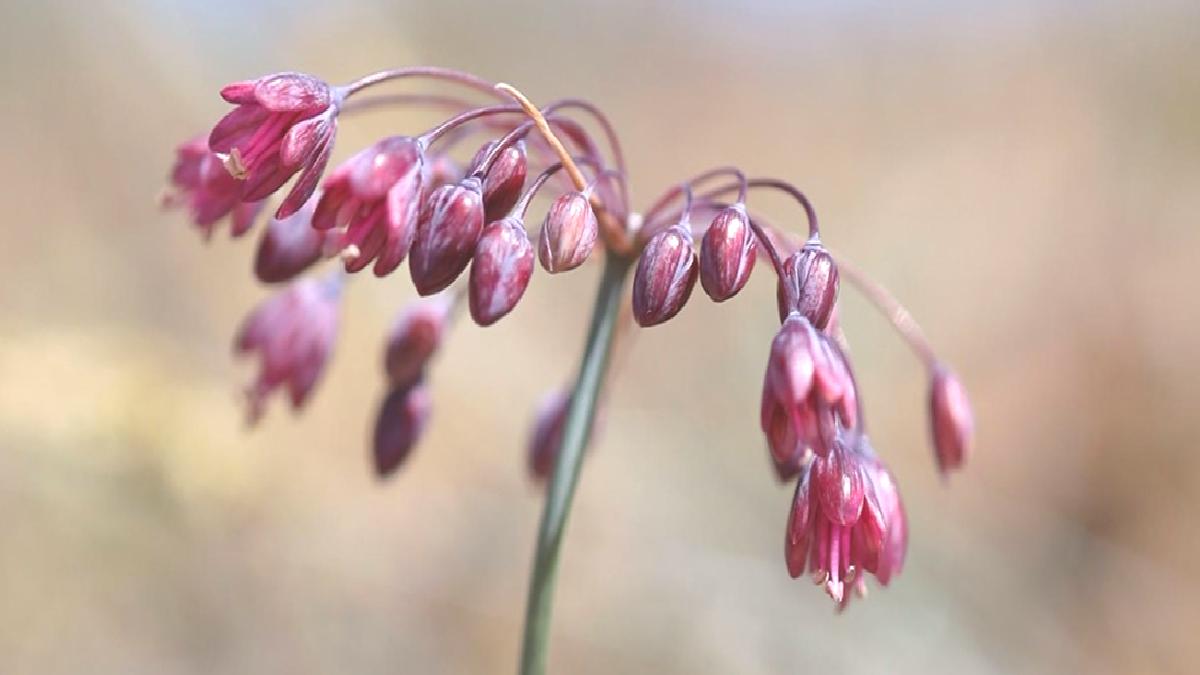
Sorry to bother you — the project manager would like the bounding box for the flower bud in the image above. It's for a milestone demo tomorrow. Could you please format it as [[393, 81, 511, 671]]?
[[537, 192, 597, 273], [384, 295, 453, 386], [470, 141, 527, 222], [929, 365, 973, 475], [526, 389, 601, 483], [632, 223, 698, 327], [469, 217, 534, 326], [409, 178, 485, 295], [777, 242, 839, 329], [253, 193, 330, 284], [373, 378, 432, 478], [699, 204, 756, 302]]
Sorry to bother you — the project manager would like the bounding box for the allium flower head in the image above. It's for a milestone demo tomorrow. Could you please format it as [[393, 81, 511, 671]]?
[[234, 274, 341, 424], [209, 72, 339, 218], [254, 192, 331, 284], [761, 313, 858, 479], [785, 435, 907, 607], [312, 136, 424, 276], [164, 136, 265, 239]]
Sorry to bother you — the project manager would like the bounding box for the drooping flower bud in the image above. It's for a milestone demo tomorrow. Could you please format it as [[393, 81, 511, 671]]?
[[777, 242, 839, 329], [234, 274, 341, 425], [209, 72, 339, 216], [409, 178, 486, 295], [929, 365, 973, 475], [163, 136, 265, 239], [537, 192, 597, 273], [469, 217, 534, 326], [470, 141, 527, 222], [384, 295, 454, 386], [526, 389, 602, 483], [632, 223, 698, 327], [699, 204, 756, 302], [253, 192, 331, 284], [311, 136, 424, 276], [372, 378, 432, 478]]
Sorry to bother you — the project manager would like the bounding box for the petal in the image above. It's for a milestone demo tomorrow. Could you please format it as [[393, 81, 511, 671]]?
[[220, 80, 258, 104], [209, 104, 268, 154], [254, 72, 331, 113], [276, 130, 333, 220]]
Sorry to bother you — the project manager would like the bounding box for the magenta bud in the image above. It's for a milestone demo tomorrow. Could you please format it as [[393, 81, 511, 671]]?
[[785, 470, 813, 578], [470, 141, 527, 222], [469, 217, 534, 326], [777, 243, 839, 329], [384, 295, 453, 386], [699, 204, 757, 302], [929, 365, 973, 475], [373, 378, 432, 478], [632, 223, 699, 327], [526, 389, 601, 483], [813, 440, 865, 527], [254, 193, 329, 284], [537, 192, 598, 273], [409, 178, 485, 295]]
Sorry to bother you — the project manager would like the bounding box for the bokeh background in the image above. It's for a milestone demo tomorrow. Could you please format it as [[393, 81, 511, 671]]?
[[2, 0, 1198, 672]]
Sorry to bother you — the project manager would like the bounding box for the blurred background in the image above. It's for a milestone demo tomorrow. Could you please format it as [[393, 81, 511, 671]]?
[[2, 0, 1198, 672]]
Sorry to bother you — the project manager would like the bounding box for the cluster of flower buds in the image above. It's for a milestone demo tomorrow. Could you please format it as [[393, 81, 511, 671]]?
[[166, 66, 974, 612]]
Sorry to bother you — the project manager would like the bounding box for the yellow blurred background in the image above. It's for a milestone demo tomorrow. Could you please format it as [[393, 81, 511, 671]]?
[[2, 0, 1198, 672]]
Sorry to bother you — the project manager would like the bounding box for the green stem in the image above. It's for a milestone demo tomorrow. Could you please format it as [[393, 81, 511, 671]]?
[[519, 252, 632, 675]]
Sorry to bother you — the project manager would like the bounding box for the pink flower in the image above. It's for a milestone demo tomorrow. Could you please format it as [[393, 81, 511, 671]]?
[[785, 435, 907, 608], [760, 313, 857, 479], [632, 222, 699, 327], [929, 364, 973, 475], [312, 136, 425, 276], [383, 294, 454, 386], [163, 136, 264, 239], [234, 274, 341, 424], [469, 216, 534, 326], [373, 377, 432, 478], [209, 72, 340, 219], [253, 191, 332, 284]]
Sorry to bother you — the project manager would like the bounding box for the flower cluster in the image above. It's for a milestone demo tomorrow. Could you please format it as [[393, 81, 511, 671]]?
[[164, 67, 974, 611]]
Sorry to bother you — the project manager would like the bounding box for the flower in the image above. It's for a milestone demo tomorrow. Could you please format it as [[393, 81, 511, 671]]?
[[209, 72, 340, 218], [311, 136, 424, 276], [373, 377, 432, 478], [469, 140, 528, 222], [929, 364, 973, 475], [537, 191, 597, 273], [409, 178, 486, 295], [776, 241, 839, 329], [253, 191, 331, 283], [699, 204, 757, 302], [163, 136, 264, 239], [760, 313, 857, 479], [632, 222, 699, 326], [785, 434, 907, 608], [234, 274, 341, 424], [526, 389, 601, 482], [384, 295, 454, 386], [469, 216, 534, 326]]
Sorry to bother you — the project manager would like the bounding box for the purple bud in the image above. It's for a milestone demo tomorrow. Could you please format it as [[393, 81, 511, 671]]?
[[632, 223, 698, 327], [470, 141, 527, 222], [254, 193, 329, 284], [373, 378, 432, 478], [526, 389, 601, 483], [699, 204, 757, 302], [409, 179, 486, 295], [929, 365, 973, 475], [384, 295, 453, 386], [469, 217, 534, 326], [537, 192, 597, 273], [777, 242, 839, 329]]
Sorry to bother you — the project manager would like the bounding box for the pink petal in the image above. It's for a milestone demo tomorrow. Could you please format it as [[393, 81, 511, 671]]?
[[254, 72, 331, 113]]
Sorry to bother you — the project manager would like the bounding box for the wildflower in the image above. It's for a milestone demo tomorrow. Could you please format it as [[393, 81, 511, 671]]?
[[384, 295, 454, 386], [537, 191, 597, 273], [469, 216, 534, 326], [929, 365, 973, 475], [163, 136, 264, 239], [253, 192, 331, 283], [311, 136, 424, 276], [209, 72, 339, 218], [373, 377, 432, 477], [777, 241, 839, 329], [234, 274, 341, 424], [632, 222, 699, 326], [699, 204, 756, 302], [409, 178, 486, 295]]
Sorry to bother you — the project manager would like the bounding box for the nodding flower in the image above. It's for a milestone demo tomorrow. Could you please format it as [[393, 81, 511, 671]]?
[[234, 273, 341, 425], [209, 72, 340, 219], [163, 136, 264, 239]]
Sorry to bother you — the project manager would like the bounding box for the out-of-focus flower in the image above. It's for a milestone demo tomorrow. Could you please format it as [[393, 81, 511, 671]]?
[[209, 72, 339, 218], [526, 389, 601, 482], [253, 192, 332, 284], [234, 274, 341, 424], [163, 136, 264, 239], [384, 294, 455, 386], [929, 364, 973, 475], [373, 377, 432, 478]]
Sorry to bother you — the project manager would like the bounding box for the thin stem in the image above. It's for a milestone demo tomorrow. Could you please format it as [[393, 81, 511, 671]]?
[[642, 166, 748, 227], [747, 178, 820, 239], [515, 163, 566, 218], [340, 92, 477, 116], [418, 104, 524, 145], [342, 66, 500, 98], [834, 255, 938, 370], [520, 253, 632, 675]]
